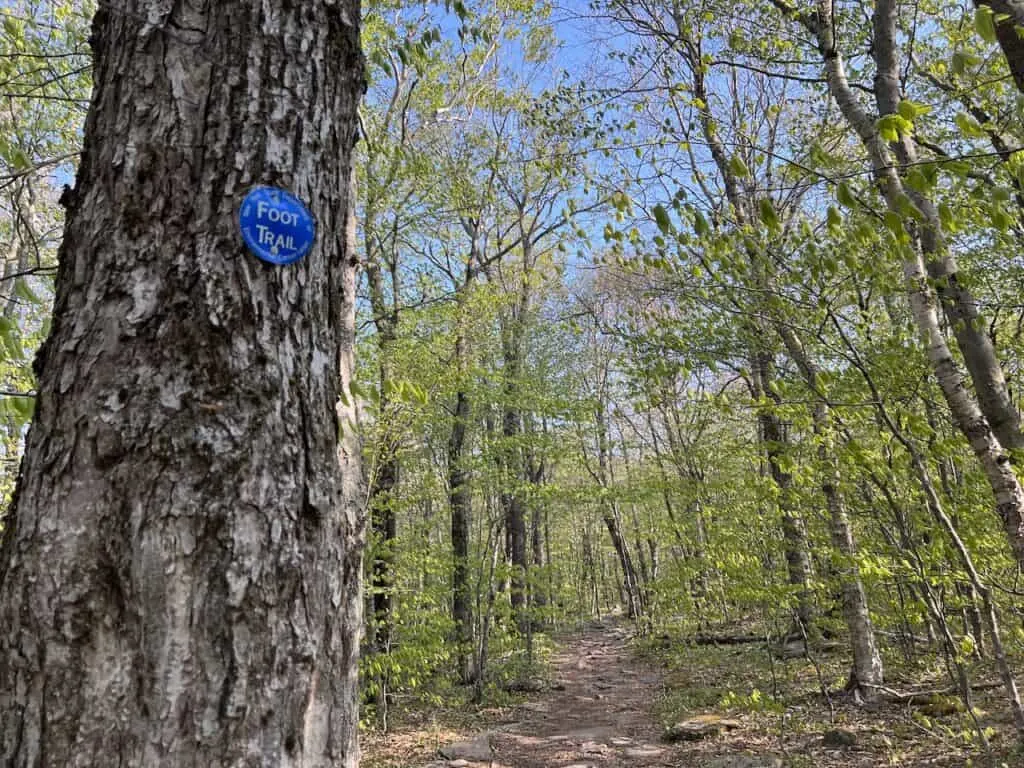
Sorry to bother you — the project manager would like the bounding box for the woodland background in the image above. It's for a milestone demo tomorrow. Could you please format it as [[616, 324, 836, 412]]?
[[4, 0, 1024, 763]]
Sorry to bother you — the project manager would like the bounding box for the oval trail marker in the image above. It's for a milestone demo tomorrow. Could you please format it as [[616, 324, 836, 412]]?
[[238, 186, 316, 265]]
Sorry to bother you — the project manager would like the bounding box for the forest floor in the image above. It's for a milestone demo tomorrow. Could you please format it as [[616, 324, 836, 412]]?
[[362, 618, 1021, 767]]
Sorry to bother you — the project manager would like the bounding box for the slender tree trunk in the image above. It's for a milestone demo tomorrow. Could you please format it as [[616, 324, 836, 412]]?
[[0, 3, 365, 765], [616, 425, 653, 599], [594, 398, 643, 618], [652, 12, 815, 634], [527, 433, 548, 620], [365, 221, 399, 662], [773, 0, 1024, 563], [369, 447, 398, 645], [448, 220, 486, 682], [582, 524, 599, 617], [645, 408, 689, 558], [500, 303, 528, 633], [876, 400, 1024, 738], [975, 0, 1024, 93], [752, 353, 814, 633], [472, 517, 503, 703], [822, 431, 884, 698], [775, 325, 883, 699], [449, 374, 473, 681]]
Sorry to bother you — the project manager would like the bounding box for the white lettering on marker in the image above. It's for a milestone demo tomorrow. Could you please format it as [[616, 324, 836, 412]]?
[[255, 202, 299, 226]]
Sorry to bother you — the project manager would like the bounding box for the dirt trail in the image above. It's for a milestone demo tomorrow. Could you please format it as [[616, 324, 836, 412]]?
[[425, 621, 773, 768], [384, 619, 1004, 768]]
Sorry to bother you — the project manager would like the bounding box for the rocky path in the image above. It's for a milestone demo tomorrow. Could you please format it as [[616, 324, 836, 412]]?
[[367, 619, 999, 768], [425, 622, 776, 768]]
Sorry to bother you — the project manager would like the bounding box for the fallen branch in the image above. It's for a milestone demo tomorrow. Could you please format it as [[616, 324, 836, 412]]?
[[685, 634, 766, 646], [863, 682, 1003, 705]]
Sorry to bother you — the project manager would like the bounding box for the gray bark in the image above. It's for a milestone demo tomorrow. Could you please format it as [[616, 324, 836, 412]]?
[[778, 329, 883, 699], [871, 0, 1023, 454], [0, 2, 365, 766], [594, 396, 644, 619]]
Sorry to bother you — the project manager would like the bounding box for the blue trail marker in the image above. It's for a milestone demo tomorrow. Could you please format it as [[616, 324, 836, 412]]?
[[238, 186, 316, 265]]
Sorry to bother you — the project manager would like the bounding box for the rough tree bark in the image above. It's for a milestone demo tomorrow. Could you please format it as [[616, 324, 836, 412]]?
[[0, 2, 364, 766]]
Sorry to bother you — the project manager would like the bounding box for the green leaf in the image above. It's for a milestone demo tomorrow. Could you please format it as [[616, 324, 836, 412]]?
[[905, 167, 933, 194], [2, 17, 23, 45], [836, 182, 856, 208], [938, 202, 957, 232], [945, 160, 972, 177], [729, 155, 750, 179], [652, 204, 672, 235], [954, 112, 986, 138], [897, 100, 929, 120], [991, 205, 1014, 232], [876, 114, 912, 142], [826, 206, 842, 230], [951, 50, 981, 76], [10, 396, 34, 422], [758, 198, 780, 232], [975, 6, 998, 43], [610, 190, 631, 213], [884, 210, 905, 237], [693, 210, 710, 237], [0, 317, 21, 360], [14, 278, 40, 305]]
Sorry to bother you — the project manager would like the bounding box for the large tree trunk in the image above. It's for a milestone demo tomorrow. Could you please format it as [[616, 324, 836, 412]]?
[[0, 2, 365, 766]]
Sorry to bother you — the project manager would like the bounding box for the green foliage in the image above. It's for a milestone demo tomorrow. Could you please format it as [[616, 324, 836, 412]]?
[[9, 3, 1024, 756], [0, 0, 90, 511]]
